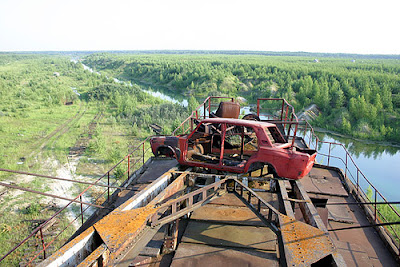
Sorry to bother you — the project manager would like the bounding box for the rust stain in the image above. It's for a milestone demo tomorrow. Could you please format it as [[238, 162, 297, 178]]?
[[214, 208, 252, 218], [279, 214, 335, 266], [94, 205, 157, 253]]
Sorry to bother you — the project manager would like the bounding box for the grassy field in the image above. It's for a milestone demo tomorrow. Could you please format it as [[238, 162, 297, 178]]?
[[0, 54, 190, 265], [0, 55, 108, 264]]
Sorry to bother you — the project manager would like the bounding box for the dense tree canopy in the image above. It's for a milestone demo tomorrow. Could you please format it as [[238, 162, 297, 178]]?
[[84, 54, 400, 143]]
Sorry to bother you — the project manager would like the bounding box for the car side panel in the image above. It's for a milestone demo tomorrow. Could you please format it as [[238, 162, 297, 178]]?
[[245, 146, 315, 179]]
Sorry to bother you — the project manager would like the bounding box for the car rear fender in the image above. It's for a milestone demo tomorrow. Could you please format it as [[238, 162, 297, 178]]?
[[156, 145, 181, 160], [245, 160, 277, 176], [150, 136, 179, 155]]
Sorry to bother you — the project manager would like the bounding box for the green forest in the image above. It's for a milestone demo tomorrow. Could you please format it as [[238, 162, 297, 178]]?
[[83, 53, 400, 143]]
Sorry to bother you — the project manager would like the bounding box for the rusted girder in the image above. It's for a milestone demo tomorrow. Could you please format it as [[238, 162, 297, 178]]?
[[277, 179, 295, 217], [90, 170, 193, 265], [286, 179, 346, 266], [35, 172, 348, 267], [94, 206, 157, 255], [149, 177, 228, 227], [278, 214, 339, 266], [229, 178, 281, 232], [169, 170, 227, 180], [229, 178, 346, 266]]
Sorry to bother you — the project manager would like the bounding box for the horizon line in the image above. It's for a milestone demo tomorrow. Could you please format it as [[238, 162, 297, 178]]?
[[1, 49, 399, 57]]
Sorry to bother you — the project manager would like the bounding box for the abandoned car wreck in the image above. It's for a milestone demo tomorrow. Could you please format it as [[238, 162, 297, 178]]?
[[150, 118, 316, 180]]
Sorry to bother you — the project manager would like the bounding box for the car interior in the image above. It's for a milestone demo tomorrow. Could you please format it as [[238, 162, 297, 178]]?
[[186, 122, 259, 168]]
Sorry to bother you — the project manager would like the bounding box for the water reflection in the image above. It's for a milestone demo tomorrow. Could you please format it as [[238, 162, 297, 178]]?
[[316, 131, 400, 159], [130, 79, 188, 107], [315, 131, 400, 201]]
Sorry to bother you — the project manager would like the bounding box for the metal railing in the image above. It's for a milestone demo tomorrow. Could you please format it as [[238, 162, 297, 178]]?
[[173, 97, 302, 148], [256, 98, 300, 148], [172, 96, 234, 135], [257, 98, 298, 123], [299, 120, 400, 256], [0, 137, 153, 265]]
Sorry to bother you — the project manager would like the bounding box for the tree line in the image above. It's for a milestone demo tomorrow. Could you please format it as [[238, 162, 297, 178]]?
[[83, 54, 400, 143]]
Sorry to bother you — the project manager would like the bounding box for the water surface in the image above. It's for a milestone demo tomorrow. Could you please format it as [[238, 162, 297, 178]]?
[[315, 131, 400, 201]]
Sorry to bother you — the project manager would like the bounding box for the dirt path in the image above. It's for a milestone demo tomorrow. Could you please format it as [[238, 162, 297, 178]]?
[[26, 103, 85, 160], [0, 107, 101, 225], [69, 112, 103, 158], [48, 157, 91, 227]]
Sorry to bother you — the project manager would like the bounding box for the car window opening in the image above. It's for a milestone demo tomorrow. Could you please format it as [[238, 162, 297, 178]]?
[[266, 126, 286, 144], [186, 123, 257, 168]]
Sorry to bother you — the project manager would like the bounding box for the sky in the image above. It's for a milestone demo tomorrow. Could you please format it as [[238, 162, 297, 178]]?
[[1, 0, 399, 54]]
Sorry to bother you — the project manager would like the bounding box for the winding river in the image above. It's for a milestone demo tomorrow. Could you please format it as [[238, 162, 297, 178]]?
[[78, 61, 400, 202]]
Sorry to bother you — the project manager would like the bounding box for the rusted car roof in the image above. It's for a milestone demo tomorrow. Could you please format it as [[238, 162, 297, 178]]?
[[199, 117, 276, 128]]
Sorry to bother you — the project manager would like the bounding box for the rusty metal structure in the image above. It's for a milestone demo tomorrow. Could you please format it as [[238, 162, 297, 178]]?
[[1, 96, 399, 266]]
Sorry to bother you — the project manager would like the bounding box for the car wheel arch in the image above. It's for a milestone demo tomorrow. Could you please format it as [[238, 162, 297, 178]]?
[[156, 145, 179, 159], [246, 161, 278, 177]]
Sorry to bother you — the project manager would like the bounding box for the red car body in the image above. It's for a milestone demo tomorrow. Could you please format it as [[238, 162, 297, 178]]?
[[150, 118, 316, 180]]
